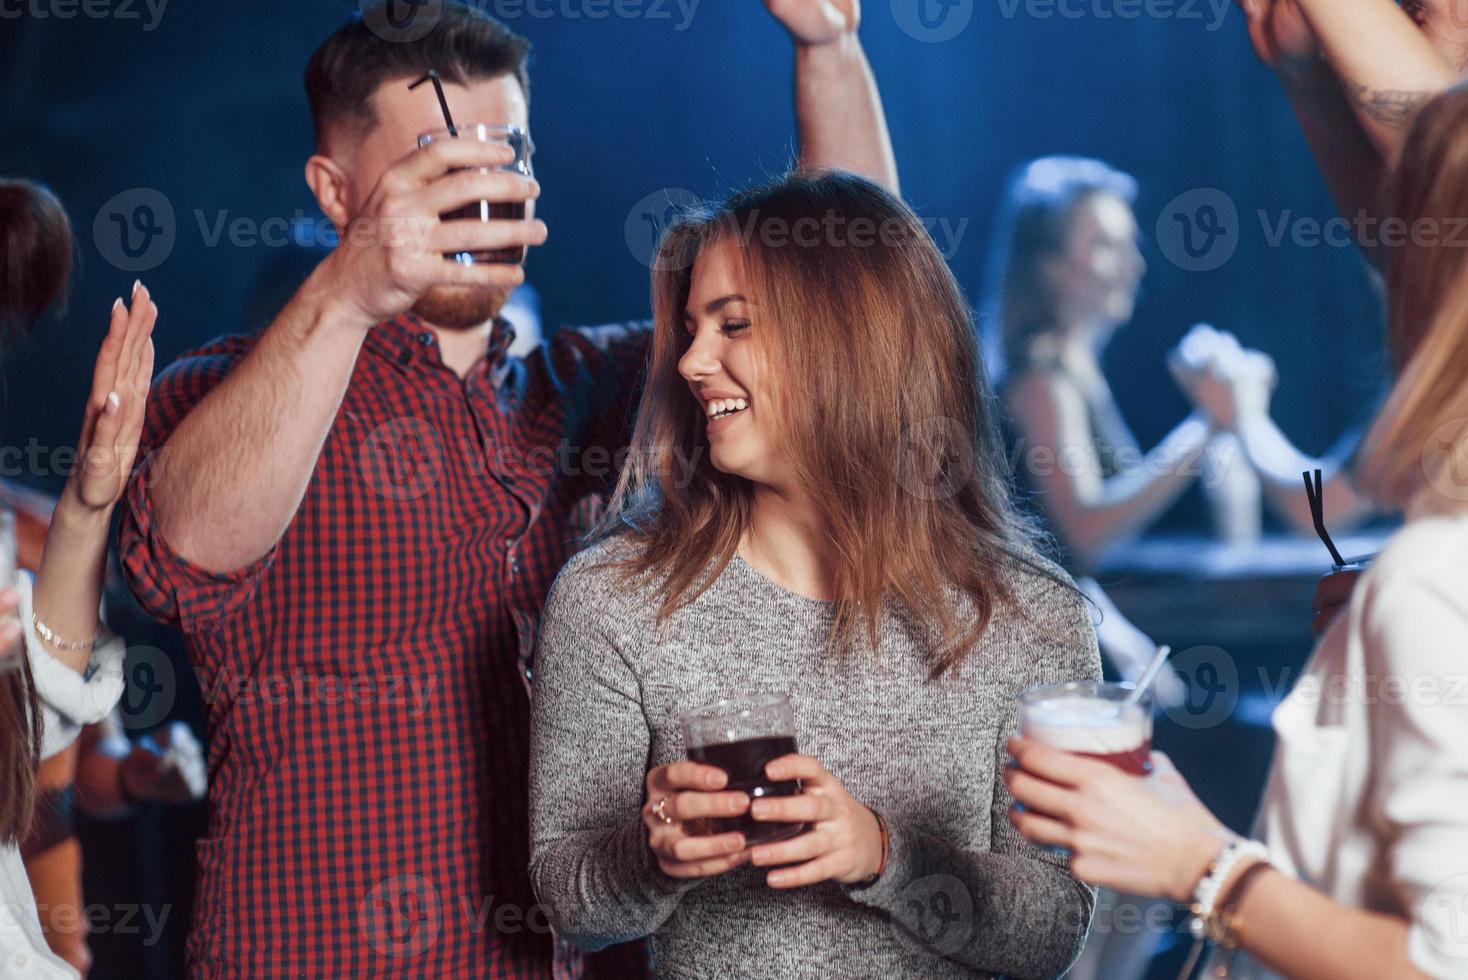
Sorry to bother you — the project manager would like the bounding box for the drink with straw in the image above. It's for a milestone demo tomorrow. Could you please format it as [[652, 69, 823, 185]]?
[[1019, 680, 1153, 776], [409, 70, 534, 266]]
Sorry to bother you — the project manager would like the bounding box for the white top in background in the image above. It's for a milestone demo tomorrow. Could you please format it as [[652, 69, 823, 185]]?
[[0, 572, 126, 980], [1229, 505, 1468, 979]]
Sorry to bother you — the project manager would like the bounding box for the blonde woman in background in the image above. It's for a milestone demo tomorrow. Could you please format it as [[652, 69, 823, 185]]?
[[1006, 81, 1468, 980]]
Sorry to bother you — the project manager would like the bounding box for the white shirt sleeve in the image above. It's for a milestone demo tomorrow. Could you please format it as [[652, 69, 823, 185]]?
[[1360, 565, 1468, 978], [16, 571, 127, 760]]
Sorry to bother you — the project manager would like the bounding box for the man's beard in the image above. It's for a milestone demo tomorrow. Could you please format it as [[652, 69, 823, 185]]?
[[411, 283, 512, 331]]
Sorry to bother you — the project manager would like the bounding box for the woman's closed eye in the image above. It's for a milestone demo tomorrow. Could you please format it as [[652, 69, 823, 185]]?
[[723, 320, 751, 336]]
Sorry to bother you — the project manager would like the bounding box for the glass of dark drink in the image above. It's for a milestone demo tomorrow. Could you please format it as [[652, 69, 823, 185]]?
[[416, 123, 533, 266], [1019, 680, 1153, 776], [679, 694, 807, 846]]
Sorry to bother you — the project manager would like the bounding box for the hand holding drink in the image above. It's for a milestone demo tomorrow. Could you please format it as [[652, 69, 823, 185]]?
[[1006, 654, 1233, 902], [1018, 680, 1154, 776], [318, 127, 546, 329]]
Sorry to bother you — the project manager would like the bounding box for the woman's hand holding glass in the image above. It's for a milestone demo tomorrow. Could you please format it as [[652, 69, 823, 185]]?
[[744, 753, 884, 889], [1005, 737, 1230, 903], [643, 760, 753, 879]]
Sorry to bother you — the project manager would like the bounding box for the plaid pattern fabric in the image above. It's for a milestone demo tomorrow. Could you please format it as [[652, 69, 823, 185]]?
[[119, 313, 651, 979]]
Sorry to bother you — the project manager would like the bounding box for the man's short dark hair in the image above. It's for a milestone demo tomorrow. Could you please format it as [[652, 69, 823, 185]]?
[[305, 2, 532, 151]]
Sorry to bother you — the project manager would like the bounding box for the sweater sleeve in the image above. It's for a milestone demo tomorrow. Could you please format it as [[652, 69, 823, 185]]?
[[527, 556, 700, 951], [841, 578, 1100, 979]]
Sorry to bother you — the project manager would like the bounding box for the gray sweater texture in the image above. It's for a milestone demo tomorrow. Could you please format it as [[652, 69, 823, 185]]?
[[528, 536, 1101, 979]]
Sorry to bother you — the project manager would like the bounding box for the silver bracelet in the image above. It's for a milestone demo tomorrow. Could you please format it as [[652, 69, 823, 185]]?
[[31, 612, 97, 653], [1189, 837, 1270, 940]]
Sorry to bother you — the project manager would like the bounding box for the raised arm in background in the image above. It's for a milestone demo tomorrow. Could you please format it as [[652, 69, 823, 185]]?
[[1238, 0, 1459, 257], [31, 285, 156, 673], [768, 0, 900, 194]]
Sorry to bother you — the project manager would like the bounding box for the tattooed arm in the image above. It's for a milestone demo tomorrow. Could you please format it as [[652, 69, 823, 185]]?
[[1290, 0, 1458, 161]]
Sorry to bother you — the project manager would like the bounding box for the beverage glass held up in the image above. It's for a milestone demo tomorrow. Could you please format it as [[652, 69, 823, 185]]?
[[679, 694, 808, 846], [1019, 680, 1154, 776], [417, 122, 534, 266]]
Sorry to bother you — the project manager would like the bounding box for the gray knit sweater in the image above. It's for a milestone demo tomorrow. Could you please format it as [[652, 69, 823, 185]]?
[[528, 537, 1101, 979]]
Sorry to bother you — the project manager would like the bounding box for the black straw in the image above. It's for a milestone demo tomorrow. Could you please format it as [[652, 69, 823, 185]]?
[[408, 70, 457, 138], [1302, 469, 1346, 567]]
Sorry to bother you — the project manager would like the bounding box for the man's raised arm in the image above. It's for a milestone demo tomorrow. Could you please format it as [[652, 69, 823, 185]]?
[[145, 139, 545, 575], [770, 0, 900, 194]]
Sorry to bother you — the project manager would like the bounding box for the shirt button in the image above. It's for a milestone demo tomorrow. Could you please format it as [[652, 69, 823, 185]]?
[[417, 331, 435, 345]]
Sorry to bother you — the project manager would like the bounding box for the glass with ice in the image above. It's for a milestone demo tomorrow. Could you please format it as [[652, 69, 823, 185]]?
[[1019, 680, 1153, 775]]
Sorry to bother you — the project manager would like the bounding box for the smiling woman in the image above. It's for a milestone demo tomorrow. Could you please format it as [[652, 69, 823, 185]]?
[[526, 171, 1104, 979]]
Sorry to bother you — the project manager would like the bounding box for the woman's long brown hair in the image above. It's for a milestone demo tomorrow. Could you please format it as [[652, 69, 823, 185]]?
[[598, 171, 1052, 675], [1363, 81, 1468, 508], [0, 178, 72, 842]]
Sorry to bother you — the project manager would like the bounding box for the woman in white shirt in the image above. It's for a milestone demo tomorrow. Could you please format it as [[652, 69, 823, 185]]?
[[1004, 81, 1468, 978], [0, 178, 158, 978]]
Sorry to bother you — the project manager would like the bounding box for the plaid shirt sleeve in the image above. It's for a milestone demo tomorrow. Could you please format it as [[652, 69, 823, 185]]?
[[118, 336, 278, 633]]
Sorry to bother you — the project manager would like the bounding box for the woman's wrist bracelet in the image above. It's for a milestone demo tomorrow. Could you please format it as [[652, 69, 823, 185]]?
[[1189, 838, 1270, 945], [32, 611, 98, 653], [866, 808, 889, 883]]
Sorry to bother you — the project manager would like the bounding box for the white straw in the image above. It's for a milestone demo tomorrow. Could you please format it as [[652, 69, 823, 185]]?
[[1125, 645, 1172, 706]]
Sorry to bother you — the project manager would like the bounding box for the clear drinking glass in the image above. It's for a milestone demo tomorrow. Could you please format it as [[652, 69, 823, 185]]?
[[679, 694, 807, 845], [1019, 680, 1153, 776], [416, 123, 534, 266]]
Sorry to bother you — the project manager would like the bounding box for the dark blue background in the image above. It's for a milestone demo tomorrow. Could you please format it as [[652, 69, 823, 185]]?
[[2, 0, 1384, 504]]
